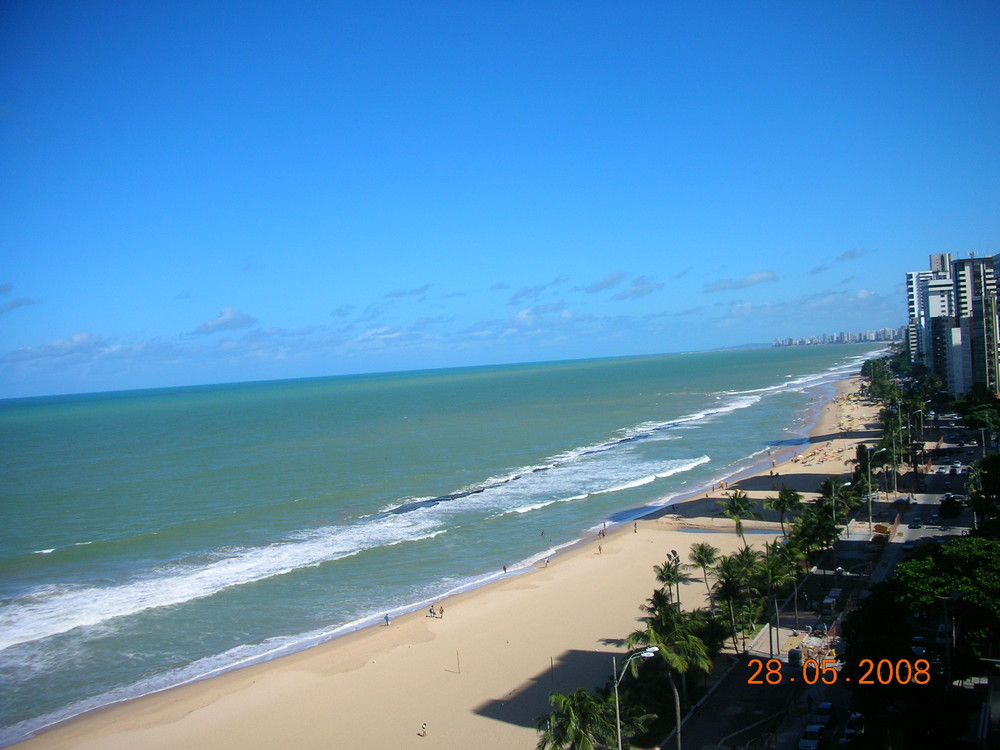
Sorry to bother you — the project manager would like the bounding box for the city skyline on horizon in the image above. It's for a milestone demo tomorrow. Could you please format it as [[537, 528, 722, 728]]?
[[2, 2, 997, 399]]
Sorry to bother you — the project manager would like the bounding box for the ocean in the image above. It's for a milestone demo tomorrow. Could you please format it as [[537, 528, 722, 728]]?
[[0, 344, 881, 744]]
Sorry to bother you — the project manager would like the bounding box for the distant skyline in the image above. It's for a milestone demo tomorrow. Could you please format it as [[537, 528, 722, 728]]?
[[2, 2, 998, 398]]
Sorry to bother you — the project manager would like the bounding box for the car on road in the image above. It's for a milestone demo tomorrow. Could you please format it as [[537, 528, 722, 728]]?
[[936, 624, 950, 646], [798, 724, 826, 750], [911, 636, 927, 656], [810, 701, 837, 727], [936, 466, 948, 474], [929, 514, 941, 525], [908, 517, 923, 529], [844, 712, 865, 737]]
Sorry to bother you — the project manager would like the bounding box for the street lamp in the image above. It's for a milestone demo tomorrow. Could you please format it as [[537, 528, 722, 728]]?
[[867, 447, 887, 535], [614, 647, 658, 750], [832, 482, 850, 566], [832, 481, 851, 529], [894, 425, 908, 496], [670, 549, 682, 611]]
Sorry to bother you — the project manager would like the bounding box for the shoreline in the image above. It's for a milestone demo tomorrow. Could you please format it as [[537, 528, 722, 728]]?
[[11, 375, 881, 750]]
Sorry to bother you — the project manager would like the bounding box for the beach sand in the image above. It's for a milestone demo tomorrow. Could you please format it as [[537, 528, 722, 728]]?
[[14, 377, 881, 750]]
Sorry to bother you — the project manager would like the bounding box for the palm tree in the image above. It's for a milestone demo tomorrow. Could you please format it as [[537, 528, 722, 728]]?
[[639, 588, 676, 626], [763, 485, 802, 537], [775, 538, 807, 629], [818, 476, 853, 526], [712, 554, 745, 653], [627, 619, 711, 750], [687, 542, 719, 609], [733, 545, 768, 630], [714, 489, 762, 543], [759, 541, 796, 652], [789, 504, 836, 554], [711, 546, 766, 653], [535, 689, 616, 750], [653, 556, 696, 610]]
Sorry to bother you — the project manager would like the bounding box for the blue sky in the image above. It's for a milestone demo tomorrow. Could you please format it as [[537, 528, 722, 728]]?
[[2, 1, 998, 398]]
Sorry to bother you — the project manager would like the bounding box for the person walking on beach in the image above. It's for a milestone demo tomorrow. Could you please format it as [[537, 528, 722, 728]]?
[[438, 606, 444, 618], [419, 722, 427, 737], [502, 565, 507, 574], [383, 613, 389, 626], [428, 605, 436, 617], [598, 544, 602, 555]]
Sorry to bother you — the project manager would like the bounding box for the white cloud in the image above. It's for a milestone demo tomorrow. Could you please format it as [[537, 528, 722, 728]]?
[[385, 284, 431, 299], [0, 284, 38, 316], [704, 271, 776, 293], [837, 248, 875, 262], [357, 327, 401, 343], [611, 276, 663, 301], [192, 308, 258, 335], [582, 271, 625, 293], [1, 332, 109, 365]]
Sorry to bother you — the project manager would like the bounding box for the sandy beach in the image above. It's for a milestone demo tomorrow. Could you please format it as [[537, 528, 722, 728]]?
[[14, 377, 882, 750]]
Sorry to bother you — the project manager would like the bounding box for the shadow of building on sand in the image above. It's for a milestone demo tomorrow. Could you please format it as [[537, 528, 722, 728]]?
[[473, 648, 618, 729]]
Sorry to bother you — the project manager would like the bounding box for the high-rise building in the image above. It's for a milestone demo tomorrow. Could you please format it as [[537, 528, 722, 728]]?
[[952, 257, 998, 393], [906, 253, 953, 373], [904, 253, 999, 395]]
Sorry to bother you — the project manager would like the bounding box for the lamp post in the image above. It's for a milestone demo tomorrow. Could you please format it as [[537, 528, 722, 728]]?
[[867, 447, 886, 535], [832, 481, 850, 566], [831, 481, 851, 529], [614, 647, 658, 750], [895, 425, 908, 496], [670, 549, 682, 611]]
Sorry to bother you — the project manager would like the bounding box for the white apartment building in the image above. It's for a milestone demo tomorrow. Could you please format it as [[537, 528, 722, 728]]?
[[906, 253, 999, 395]]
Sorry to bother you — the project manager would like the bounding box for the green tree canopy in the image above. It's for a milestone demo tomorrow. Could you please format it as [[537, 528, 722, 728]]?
[[535, 689, 617, 750]]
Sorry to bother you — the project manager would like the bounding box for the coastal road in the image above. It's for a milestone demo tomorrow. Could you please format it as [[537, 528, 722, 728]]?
[[665, 471, 976, 750]]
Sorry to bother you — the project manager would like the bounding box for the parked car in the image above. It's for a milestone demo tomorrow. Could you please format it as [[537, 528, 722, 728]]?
[[935, 624, 950, 647], [908, 517, 923, 529], [844, 712, 865, 737], [798, 724, 826, 750], [911, 636, 927, 656], [929, 514, 941, 525], [811, 701, 837, 727]]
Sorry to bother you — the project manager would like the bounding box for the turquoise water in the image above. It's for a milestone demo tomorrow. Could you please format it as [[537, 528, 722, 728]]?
[[0, 345, 880, 743]]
